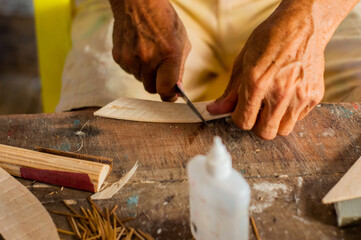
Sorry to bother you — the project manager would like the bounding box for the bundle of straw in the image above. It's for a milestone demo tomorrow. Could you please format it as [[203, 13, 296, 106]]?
[[52, 199, 154, 240]]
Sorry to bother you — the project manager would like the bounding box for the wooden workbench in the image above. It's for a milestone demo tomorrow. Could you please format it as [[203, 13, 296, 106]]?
[[0, 103, 360, 240]]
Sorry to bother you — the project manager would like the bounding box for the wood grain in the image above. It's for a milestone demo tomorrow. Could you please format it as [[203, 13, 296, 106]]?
[[0, 167, 59, 240], [94, 97, 230, 123], [0, 144, 110, 192]]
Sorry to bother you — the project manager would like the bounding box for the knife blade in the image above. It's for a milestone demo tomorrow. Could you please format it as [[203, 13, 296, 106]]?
[[174, 84, 208, 125]]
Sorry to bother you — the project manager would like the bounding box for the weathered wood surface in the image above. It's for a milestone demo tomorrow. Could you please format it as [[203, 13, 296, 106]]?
[[0, 102, 360, 240]]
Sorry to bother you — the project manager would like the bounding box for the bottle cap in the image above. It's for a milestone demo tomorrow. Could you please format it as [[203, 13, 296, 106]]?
[[206, 136, 232, 179]]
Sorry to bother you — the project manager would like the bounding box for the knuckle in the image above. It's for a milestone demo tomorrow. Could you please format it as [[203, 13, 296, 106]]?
[[309, 92, 323, 107], [296, 88, 309, 102], [112, 48, 134, 67], [278, 128, 293, 137], [249, 83, 264, 96], [160, 45, 175, 57], [157, 85, 170, 97], [247, 68, 259, 82], [275, 91, 290, 103], [313, 92, 324, 104], [309, 99, 319, 108], [144, 84, 157, 94], [232, 116, 253, 131], [259, 131, 276, 140], [274, 84, 293, 101], [138, 51, 153, 64], [112, 48, 122, 64], [257, 121, 279, 140], [161, 44, 182, 60]]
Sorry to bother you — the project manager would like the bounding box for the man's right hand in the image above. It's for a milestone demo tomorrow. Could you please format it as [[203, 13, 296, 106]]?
[[109, 0, 191, 102]]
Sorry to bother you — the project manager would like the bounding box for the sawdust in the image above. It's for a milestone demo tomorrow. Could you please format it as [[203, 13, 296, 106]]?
[[250, 181, 290, 214]]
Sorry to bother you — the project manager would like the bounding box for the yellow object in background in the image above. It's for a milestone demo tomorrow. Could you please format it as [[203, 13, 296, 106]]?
[[34, 0, 74, 112]]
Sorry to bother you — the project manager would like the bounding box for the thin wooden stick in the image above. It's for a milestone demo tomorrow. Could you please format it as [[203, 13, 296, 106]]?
[[133, 228, 145, 240], [71, 217, 81, 239], [138, 229, 155, 240], [57, 228, 76, 236], [113, 214, 117, 240], [80, 207, 88, 217], [62, 200, 79, 214], [115, 215, 127, 232], [81, 229, 87, 240], [116, 228, 125, 240], [66, 216, 80, 239], [50, 210, 88, 219], [125, 227, 134, 240], [250, 217, 261, 240], [88, 198, 106, 218], [106, 207, 110, 225], [76, 222, 87, 234], [109, 205, 118, 216], [86, 234, 101, 240]]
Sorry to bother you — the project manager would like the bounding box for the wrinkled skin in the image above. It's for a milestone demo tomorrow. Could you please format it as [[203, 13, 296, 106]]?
[[109, 0, 358, 140], [110, 0, 191, 102], [206, 3, 326, 140]]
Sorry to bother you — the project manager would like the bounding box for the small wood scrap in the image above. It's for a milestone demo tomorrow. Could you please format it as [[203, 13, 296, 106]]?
[[322, 156, 361, 226], [250, 217, 261, 240], [52, 199, 154, 240], [91, 161, 138, 200]]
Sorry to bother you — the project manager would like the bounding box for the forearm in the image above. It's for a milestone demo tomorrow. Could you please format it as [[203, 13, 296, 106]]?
[[277, 0, 360, 44], [108, 0, 171, 17]]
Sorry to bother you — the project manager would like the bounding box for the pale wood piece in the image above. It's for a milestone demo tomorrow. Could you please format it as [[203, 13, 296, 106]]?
[[0, 144, 110, 192], [322, 156, 361, 204], [0, 167, 60, 240], [91, 161, 138, 200], [94, 97, 231, 123]]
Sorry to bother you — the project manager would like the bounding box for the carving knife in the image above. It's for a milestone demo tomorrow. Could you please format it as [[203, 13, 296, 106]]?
[[174, 84, 208, 125]]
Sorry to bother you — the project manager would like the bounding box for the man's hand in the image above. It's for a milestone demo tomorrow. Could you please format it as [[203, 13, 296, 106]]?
[[109, 0, 191, 101], [207, 0, 359, 140]]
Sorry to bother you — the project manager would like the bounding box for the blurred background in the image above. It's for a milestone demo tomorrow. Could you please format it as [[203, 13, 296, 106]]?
[[0, 0, 42, 115]]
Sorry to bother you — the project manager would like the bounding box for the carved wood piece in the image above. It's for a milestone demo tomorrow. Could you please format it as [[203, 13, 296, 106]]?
[[0, 167, 60, 240], [94, 97, 231, 123]]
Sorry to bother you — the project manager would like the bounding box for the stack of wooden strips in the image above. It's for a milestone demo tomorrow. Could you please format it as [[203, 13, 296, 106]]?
[[53, 200, 154, 240]]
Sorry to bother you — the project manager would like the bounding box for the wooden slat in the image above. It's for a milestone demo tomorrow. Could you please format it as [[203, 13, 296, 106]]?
[[94, 97, 230, 123]]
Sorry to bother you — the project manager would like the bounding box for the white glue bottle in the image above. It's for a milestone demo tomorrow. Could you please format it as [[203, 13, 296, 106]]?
[[187, 136, 250, 240]]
